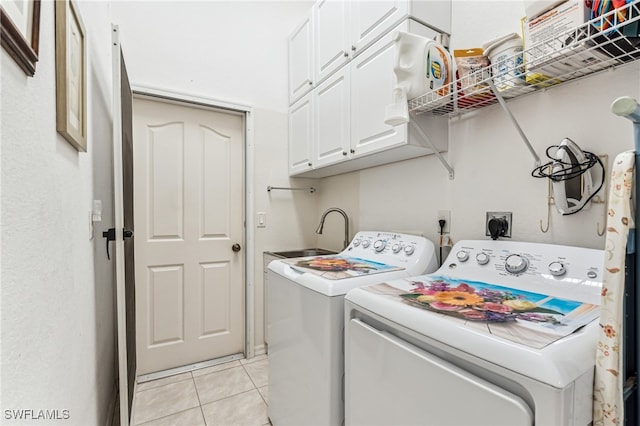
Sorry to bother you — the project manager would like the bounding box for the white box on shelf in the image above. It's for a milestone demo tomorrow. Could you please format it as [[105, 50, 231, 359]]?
[[522, 0, 614, 82]]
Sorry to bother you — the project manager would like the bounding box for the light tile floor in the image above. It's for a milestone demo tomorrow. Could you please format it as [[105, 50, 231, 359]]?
[[132, 355, 269, 426]]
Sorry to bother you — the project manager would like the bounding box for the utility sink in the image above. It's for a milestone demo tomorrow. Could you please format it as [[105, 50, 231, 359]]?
[[272, 248, 337, 259]]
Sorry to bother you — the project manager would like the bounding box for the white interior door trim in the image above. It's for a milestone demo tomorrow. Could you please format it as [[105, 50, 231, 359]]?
[[130, 85, 256, 360], [111, 25, 131, 426]]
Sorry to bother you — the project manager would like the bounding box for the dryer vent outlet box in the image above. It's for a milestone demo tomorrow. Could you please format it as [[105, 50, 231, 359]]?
[[486, 212, 512, 238]]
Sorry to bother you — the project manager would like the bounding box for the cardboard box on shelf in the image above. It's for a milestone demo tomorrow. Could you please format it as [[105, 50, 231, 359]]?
[[522, 0, 615, 83]]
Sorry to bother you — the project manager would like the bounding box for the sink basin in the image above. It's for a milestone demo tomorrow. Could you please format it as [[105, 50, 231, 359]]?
[[272, 248, 337, 258]]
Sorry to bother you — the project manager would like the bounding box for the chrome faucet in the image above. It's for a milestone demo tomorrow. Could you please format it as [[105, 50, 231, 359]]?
[[315, 208, 350, 249]]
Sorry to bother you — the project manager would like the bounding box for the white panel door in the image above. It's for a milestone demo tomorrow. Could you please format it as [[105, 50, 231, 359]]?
[[314, 66, 350, 168], [350, 0, 408, 55], [350, 27, 406, 158], [133, 98, 245, 374], [314, 0, 350, 85]]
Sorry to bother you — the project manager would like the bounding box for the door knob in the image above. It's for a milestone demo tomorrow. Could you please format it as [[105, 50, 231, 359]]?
[[232, 243, 242, 252]]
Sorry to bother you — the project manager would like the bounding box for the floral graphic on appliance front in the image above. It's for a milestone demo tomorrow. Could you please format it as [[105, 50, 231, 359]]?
[[400, 278, 568, 325], [283, 256, 403, 280], [365, 275, 600, 348]]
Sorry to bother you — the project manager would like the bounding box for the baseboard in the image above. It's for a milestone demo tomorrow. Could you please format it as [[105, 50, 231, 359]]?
[[106, 384, 118, 426], [253, 344, 267, 356]]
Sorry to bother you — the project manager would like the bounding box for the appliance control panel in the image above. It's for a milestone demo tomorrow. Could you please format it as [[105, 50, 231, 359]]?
[[343, 231, 437, 271], [439, 240, 604, 304]]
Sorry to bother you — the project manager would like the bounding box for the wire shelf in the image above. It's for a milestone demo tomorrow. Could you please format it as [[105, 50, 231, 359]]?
[[409, 1, 640, 117]]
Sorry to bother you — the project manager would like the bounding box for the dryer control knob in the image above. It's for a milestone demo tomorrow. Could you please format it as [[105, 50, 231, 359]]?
[[362, 240, 371, 248], [476, 252, 490, 265], [392, 243, 402, 253], [353, 239, 361, 247], [548, 261, 566, 276], [505, 254, 529, 274], [373, 240, 386, 252], [456, 251, 469, 262], [404, 245, 415, 256]]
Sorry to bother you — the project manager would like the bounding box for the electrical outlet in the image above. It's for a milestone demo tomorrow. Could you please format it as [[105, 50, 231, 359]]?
[[437, 210, 451, 233], [485, 212, 512, 238]]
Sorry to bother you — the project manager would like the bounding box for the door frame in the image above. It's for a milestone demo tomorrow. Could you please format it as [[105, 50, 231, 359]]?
[[130, 85, 257, 362]]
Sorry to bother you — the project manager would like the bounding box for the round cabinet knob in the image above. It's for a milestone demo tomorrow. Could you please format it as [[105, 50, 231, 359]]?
[[342, 151, 348, 156], [361, 240, 371, 248], [392, 244, 402, 253], [404, 246, 415, 256], [232, 243, 242, 252], [505, 254, 529, 274], [373, 240, 386, 252], [548, 261, 566, 276], [476, 252, 490, 265], [353, 239, 361, 247], [456, 251, 469, 262]]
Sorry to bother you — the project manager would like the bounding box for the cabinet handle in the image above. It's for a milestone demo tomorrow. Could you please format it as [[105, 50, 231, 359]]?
[[342, 151, 348, 156], [308, 81, 313, 85], [308, 162, 312, 167], [351, 45, 356, 51]]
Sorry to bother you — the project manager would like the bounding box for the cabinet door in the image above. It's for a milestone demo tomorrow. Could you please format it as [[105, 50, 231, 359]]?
[[289, 93, 314, 175], [350, 27, 406, 158], [289, 12, 314, 104], [350, 0, 408, 54], [314, 0, 350, 85], [314, 67, 350, 168]]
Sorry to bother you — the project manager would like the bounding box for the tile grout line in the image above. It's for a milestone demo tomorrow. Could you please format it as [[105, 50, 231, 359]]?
[[241, 362, 269, 407], [190, 371, 209, 426]]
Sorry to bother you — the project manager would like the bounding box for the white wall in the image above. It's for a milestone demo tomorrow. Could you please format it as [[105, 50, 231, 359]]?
[[321, 0, 640, 254], [1, 1, 117, 424], [110, 0, 316, 354]]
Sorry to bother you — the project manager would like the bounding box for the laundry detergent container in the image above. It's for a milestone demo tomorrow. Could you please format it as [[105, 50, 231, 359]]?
[[385, 31, 452, 125]]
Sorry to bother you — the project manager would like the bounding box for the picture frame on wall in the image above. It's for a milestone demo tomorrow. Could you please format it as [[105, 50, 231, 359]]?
[[0, 0, 41, 76], [55, 0, 87, 152]]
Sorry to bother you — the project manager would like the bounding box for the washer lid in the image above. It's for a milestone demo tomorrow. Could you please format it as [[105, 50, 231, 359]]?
[[346, 275, 600, 388], [268, 257, 413, 296]]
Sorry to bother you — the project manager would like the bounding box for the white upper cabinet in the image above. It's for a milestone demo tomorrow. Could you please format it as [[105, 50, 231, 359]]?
[[350, 0, 409, 55], [289, 92, 314, 175], [350, 27, 405, 158], [351, 19, 442, 158], [314, 0, 350, 85], [288, 0, 452, 177], [314, 66, 351, 168], [289, 12, 314, 104]]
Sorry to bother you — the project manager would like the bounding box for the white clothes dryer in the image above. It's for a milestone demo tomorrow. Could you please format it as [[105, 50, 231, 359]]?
[[267, 231, 438, 426], [345, 239, 604, 426]]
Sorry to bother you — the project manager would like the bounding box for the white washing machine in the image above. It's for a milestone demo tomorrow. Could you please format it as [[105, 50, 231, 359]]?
[[345, 240, 604, 426], [267, 231, 438, 426]]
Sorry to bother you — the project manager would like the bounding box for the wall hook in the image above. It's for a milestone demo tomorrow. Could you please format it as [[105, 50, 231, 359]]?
[[540, 199, 551, 233]]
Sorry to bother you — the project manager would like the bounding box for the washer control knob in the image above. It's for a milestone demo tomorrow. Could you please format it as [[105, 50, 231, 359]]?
[[404, 245, 415, 256], [352, 239, 361, 247], [456, 251, 469, 262], [505, 254, 529, 274], [392, 244, 402, 253], [373, 240, 386, 252], [361, 240, 371, 248], [476, 252, 490, 265], [548, 261, 566, 276]]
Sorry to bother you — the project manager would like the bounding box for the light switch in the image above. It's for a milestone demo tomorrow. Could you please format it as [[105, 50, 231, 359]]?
[[257, 212, 267, 228]]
